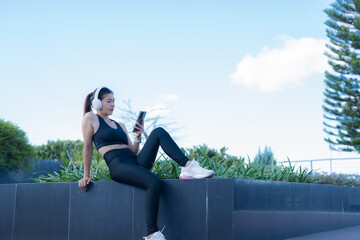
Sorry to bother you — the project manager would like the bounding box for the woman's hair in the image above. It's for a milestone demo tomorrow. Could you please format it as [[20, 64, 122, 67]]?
[[83, 87, 113, 116]]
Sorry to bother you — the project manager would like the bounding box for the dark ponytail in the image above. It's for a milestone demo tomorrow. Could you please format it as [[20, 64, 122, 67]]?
[[83, 92, 94, 116], [83, 87, 113, 116]]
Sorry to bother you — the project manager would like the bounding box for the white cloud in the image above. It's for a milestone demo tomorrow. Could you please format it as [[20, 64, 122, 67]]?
[[145, 93, 178, 117], [161, 93, 178, 103], [230, 36, 328, 92]]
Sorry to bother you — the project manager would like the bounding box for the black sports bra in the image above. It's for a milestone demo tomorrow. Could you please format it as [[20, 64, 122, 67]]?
[[92, 115, 128, 150]]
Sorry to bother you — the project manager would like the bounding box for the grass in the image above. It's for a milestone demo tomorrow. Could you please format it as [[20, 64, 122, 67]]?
[[32, 148, 360, 188], [33, 152, 316, 184]]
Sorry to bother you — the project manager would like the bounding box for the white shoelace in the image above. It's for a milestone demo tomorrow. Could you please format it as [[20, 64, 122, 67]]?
[[143, 225, 166, 240], [192, 161, 200, 167]]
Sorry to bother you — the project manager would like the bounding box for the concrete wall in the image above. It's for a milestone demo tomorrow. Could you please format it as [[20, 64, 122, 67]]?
[[0, 159, 62, 184], [234, 179, 360, 239], [0, 178, 360, 240]]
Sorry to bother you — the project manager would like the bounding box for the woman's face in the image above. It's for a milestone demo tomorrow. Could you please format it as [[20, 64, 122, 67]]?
[[100, 93, 115, 115]]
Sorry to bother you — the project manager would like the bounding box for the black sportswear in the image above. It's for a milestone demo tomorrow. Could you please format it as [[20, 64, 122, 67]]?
[[102, 127, 189, 235], [92, 115, 128, 150]]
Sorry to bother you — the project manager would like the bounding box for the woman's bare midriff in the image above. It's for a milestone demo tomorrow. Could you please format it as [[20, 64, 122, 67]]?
[[98, 144, 130, 156]]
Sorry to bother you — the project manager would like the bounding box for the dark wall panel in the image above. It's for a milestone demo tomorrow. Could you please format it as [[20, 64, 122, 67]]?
[[266, 181, 292, 211], [162, 179, 207, 240], [208, 178, 234, 240], [266, 211, 295, 240], [132, 179, 207, 240], [291, 212, 331, 237], [343, 186, 360, 212], [233, 211, 352, 240], [233, 180, 360, 240], [0, 159, 62, 184], [328, 212, 346, 230], [327, 185, 344, 211], [310, 184, 343, 212], [233, 211, 269, 240], [0, 184, 16, 240], [69, 181, 133, 240], [291, 182, 311, 211], [343, 213, 360, 226], [132, 186, 146, 239], [13, 183, 70, 240], [235, 179, 267, 211]]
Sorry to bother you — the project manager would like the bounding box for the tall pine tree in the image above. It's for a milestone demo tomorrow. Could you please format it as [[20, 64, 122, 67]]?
[[323, 0, 360, 152]]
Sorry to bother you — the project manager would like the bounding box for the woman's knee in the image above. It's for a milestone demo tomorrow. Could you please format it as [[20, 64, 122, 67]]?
[[148, 177, 162, 193], [151, 127, 167, 138]]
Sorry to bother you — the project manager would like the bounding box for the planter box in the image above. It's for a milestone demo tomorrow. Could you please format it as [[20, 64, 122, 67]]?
[[0, 159, 62, 184], [0, 178, 360, 240]]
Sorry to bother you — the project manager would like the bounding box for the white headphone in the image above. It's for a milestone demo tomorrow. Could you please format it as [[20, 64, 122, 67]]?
[[91, 87, 104, 110]]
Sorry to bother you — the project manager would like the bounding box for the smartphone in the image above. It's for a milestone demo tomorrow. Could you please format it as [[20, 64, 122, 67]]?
[[133, 111, 146, 132]]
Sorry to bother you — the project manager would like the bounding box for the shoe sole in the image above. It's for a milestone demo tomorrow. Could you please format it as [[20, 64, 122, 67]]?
[[179, 172, 215, 179]]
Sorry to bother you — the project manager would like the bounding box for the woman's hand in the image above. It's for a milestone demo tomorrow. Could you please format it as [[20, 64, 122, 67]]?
[[78, 176, 92, 192], [133, 119, 144, 139]]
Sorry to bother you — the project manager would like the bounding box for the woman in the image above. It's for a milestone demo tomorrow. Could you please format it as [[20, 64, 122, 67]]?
[[78, 87, 214, 240]]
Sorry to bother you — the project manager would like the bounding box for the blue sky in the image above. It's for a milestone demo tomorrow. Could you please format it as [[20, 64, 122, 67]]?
[[1, 0, 359, 173]]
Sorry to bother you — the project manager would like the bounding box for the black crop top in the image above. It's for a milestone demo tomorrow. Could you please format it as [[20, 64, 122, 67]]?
[[92, 115, 128, 150]]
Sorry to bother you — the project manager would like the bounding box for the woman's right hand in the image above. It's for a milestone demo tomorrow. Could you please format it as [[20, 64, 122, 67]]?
[[78, 176, 91, 192]]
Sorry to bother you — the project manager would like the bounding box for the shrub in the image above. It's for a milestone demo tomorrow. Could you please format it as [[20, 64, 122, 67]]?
[[253, 146, 276, 166], [183, 144, 243, 167], [34, 139, 98, 164], [33, 152, 111, 183], [153, 147, 313, 182], [32, 145, 314, 185], [312, 172, 360, 188], [0, 119, 35, 171], [241, 159, 315, 183]]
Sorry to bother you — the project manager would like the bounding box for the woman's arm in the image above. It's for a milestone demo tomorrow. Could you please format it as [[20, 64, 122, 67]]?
[[78, 113, 95, 192], [119, 120, 143, 155]]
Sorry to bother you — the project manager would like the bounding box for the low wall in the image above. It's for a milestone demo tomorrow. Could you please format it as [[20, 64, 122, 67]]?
[[0, 159, 62, 184], [0, 178, 360, 240], [233, 179, 360, 239]]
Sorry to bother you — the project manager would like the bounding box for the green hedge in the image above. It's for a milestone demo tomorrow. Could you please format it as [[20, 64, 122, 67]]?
[[32, 143, 360, 187], [33, 144, 314, 184], [0, 119, 34, 172]]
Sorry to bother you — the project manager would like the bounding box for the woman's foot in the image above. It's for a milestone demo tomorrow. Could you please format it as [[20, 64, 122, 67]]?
[[179, 160, 215, 179], [143, 230, 166, 240]]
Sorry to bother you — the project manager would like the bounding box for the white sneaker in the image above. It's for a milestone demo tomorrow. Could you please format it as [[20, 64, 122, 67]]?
[[143, 226, 166, 240], [179, 160, 215, 179]]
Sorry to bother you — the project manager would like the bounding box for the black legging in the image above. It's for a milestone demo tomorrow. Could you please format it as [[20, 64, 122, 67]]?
[[103, 127, 189, 235]]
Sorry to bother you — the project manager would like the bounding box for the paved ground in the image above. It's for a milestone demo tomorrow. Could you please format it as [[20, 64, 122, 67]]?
[[286, 225, 360, 240]]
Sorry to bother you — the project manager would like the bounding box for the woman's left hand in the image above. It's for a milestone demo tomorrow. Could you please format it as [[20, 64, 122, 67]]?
[[134, 119, 144, 138]]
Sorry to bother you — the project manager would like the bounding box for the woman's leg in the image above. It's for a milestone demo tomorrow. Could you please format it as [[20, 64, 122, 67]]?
[[137, 127, 189, 169], [105, 150, 162, 236]]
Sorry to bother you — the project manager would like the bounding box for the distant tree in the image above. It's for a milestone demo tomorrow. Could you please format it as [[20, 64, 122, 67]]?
[[0, 119, 35, 171], [34, 139, 85, 163], [115, 99, 181, 141], [253, 146, 276, 166], [184, 144, 243, 167], [323, 0, 360, 152]]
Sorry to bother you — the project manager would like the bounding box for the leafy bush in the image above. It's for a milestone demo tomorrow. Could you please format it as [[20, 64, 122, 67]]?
[[34, 139, 98, 164], [153, 153, 314, 183], [184, 144, 242, 166], [31, 145, 315, 185], [152, 153, 245, 179], [253, 146, 276, 166], [33, 152, 111, 183], [312, 172, 360, 188], [0, 119, 35, 171], [241, 159, 314, 183]]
